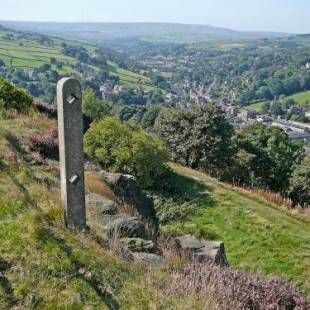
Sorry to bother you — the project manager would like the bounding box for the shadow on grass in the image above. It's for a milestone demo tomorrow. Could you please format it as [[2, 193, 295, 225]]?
[[154, 169, 215, 204], [5, 132, 28, 160], [0, 258, 16, 307], [1, 161, 32, 204], [150, 169, 216, 225], [35, 227, 120, 310]]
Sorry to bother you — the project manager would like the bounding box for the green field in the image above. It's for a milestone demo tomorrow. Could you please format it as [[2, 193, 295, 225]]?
[[248, 91, 310, 111], [286, 91, 310, 108], [0, 29, 154, 91], [247, 101, 265, 111], [163, 165, 310, 296]]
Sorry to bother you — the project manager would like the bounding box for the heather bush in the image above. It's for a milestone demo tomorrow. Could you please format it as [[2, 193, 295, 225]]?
[[166, 262, 309, 310], [34, 102, 58, 119], [29, 127, 59, 160]]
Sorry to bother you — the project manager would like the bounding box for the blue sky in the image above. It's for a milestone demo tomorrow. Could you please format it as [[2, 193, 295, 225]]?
[[1, 0, 309, 33]]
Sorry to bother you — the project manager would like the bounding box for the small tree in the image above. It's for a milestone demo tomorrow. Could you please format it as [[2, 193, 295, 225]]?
[[82, 88, 111, 120], [84, 116, 168, 188], [290, 156, 310, 206]]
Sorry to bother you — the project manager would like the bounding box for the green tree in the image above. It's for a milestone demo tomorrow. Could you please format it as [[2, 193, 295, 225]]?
[[233, 123, 304, 192], [0, 78, 33, 111], [289, 156, 310, 206], [154, 104, 234, 178], [82, 88, 111, 120], [257, 86, 273, 100], [84, 116, 168, 188], [141, 105, 161, 129]]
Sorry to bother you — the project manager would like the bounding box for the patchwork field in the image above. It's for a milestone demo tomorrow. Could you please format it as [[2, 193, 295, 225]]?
[[0, 29, 154, 90]]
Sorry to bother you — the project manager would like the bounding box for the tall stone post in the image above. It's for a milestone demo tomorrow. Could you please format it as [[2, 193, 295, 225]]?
[[57, 78, 86, 229]]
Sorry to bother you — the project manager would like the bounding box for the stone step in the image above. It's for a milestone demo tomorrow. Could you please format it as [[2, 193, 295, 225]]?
[[86, 192, 117, 215]]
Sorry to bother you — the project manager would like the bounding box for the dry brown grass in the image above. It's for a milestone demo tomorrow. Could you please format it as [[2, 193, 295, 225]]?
[[232, 185, 293, 208], [85, 171, 116, 201], [232, 185, 310, 222], [85, 171, 142, 219]]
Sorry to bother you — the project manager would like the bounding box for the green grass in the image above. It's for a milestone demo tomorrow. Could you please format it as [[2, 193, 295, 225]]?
[[247, 101, 265, 111], [0, 36, 75, 69], [286, 91, 310, 108], [248, 91, 310, 111], [0, 112, 214, 309], [162, 165, 310, 296], [107, 61, 156, 91]]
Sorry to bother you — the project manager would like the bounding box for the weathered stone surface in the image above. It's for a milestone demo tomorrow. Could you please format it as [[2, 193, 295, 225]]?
[[103, 214, 146, 239], [84, 162, 101, 172], [57, 78, 86, 229], [87, 201, 147, 240], [193, 241, 229, 267], [174, 235, 229, 267], [121, 238, 154, 253], [86, 193, 117, 215], [100, 171, 159, 237], [175, 235, 204, 251], [132, 253, 165, 266]]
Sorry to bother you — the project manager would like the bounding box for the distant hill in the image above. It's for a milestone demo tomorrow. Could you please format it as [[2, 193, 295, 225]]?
[[0, 21, 293, 44]]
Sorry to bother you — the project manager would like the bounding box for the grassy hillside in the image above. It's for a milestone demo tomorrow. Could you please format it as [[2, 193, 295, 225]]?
[[0, 112, 214, 309], [162, 165, 310, 296], [0, 27, 153, 90], [1, 108, 309, 307]]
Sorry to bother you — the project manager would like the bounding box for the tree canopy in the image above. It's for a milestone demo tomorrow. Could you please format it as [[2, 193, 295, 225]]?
[[154, 104, 234, 178], [289, 156, 310, 206], [82, 88, 111, 120], [233, 123, 304, 192]]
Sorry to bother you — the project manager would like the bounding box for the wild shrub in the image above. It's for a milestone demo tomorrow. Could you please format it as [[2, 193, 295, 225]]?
[[0, 77, 33, 111], [29, 127, 59, 160], [84, 116, 169, 188]]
